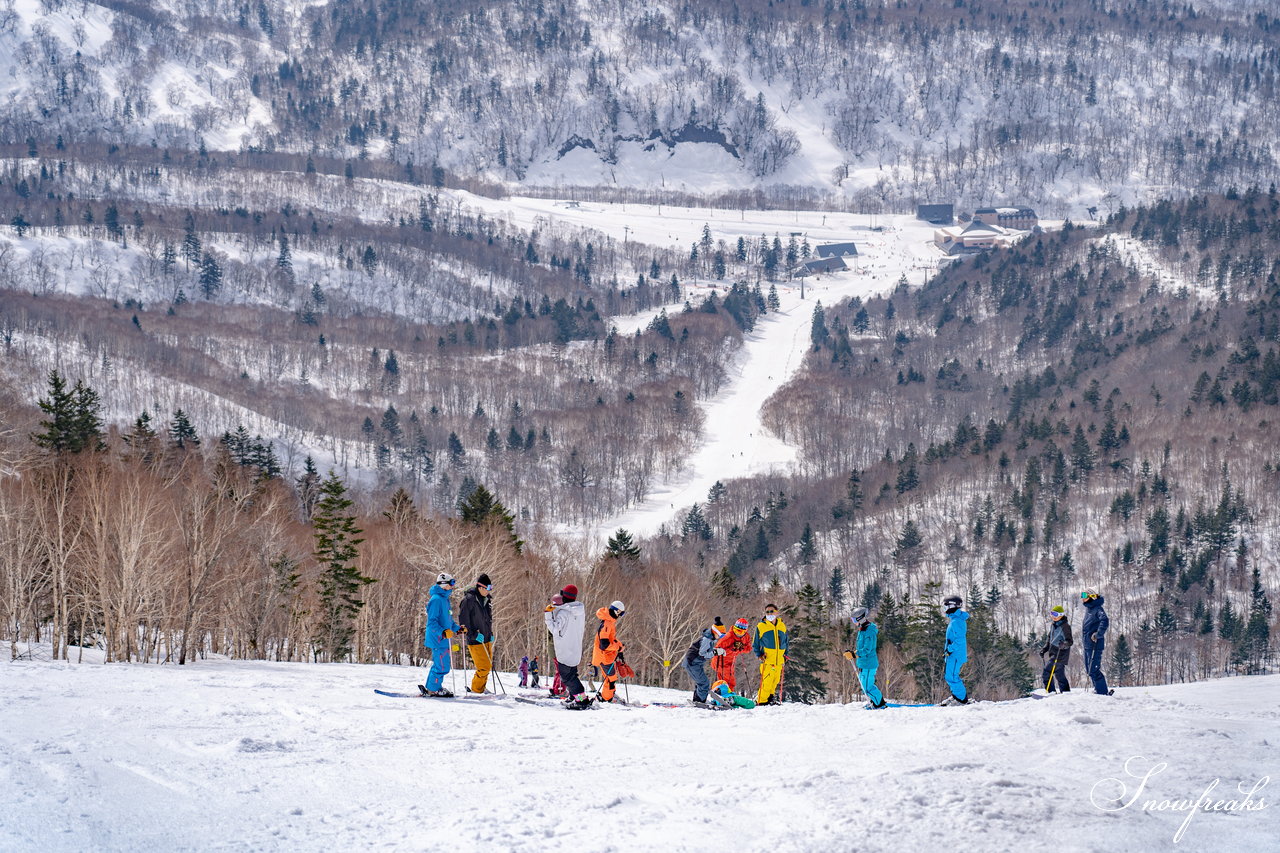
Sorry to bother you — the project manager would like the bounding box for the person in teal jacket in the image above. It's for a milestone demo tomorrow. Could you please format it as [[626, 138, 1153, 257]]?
[[941, 595, 970, 705], [421, 573, 461, 697], [844, 607, 885, 709]]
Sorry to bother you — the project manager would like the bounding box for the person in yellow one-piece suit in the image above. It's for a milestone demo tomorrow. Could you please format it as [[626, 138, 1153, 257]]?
[[752, 604, 788, 705]]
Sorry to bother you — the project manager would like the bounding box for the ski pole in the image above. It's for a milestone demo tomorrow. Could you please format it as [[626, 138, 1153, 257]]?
[[1046, 656, 1058, 693], [490, 638, 506, 695]]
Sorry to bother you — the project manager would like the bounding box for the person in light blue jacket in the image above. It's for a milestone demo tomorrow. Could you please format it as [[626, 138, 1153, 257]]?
[[941, 595, 970, 705], [843, 607, 885, 709], [420, 573, 461, 697]]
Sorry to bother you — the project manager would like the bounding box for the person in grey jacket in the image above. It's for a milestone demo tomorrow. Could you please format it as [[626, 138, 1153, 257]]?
[[544, 584, 590, 709], [683, 619, 726, 704], [1041, 605, 1073, 693]]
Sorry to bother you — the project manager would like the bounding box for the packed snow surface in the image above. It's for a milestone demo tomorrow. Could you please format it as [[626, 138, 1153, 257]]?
[[2, 655, 1276, 852]]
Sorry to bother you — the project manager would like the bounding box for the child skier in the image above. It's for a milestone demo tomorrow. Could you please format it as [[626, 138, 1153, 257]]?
[[707, 679, 757, 709], [753, 604, 789, 705], [592, 600, 626, 703], [544, 584, 590, 709], [1041, 605, 1073, 693], [1080, 589, 1114, 695], [843, 607, 886, 709], [420, 572, 461, 698], [458, 573, 495, 694], [518, 656, 530, 688], [530, 655, 541, 689], [713, 617, 754, 690], [940, 595, 970, 705], [683, 619, 727, 704]]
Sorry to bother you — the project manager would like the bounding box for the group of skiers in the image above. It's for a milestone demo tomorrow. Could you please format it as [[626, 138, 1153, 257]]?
[[420, 571, 1115, 708]]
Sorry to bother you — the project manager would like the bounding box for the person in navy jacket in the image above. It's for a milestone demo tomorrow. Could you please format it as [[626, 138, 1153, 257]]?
[[1080, 589, 1115, 695]]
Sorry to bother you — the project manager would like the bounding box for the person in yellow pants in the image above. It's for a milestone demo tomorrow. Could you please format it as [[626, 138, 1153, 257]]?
[[752, 604, 788, 705], [458, 573, 495, 694]]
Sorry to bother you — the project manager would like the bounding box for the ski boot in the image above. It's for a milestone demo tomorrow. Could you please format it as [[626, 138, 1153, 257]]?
[[864, 699, 888, 710], [419, 686, 454, 698], [938, 694, 970, 706], [563, 692, 594, 710]]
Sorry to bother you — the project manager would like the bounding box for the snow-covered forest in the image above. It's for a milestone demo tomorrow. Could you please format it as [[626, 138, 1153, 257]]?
[[1, 0, 1278, 207]]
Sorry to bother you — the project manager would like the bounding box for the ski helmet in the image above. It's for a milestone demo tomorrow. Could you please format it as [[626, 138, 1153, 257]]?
[[1049, 605, 1065, 619], [711, 679, 730, 696], [851, 607, 870, 625], [609, 600, 626, 617], [436, 572, 457, 586], [943, 595, 962, 614]]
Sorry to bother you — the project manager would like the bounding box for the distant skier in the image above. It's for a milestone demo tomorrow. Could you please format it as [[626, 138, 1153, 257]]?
[[458, 573, 495, 694], [940, 595, 970, 705], [529, 655, 540, 689], [1080, 589, 1113, 695], [753, 604, 789, 705], [708, 678, 757, 709], [843, 607, 886, 709], [1041, 605, 1073, 693], [713, 617, 753, 691], [684, 619, 727, 704], [519, 656, 530, 688], [420, 572, 461, 698], [592, 600, 627, 703], [544, 584, 591, 709]]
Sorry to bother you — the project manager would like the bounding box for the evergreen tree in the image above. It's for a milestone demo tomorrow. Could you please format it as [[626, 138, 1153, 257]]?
[[295, 456, 321, 520], [783, 584, 830, 703], [711, 565, 739, 599], [168, 409, 200, 449], [198, 251, 223, 298], [828, 565, 846, 611], [681, 502, 713, 542], [383, 487, 418, 527], [312, 472, 373, 661], [877, 591, 907, 646], [797, 523, 817, 565], [604, 528, 642, 562], [458, 483, 522, 553], [1239, 567, 1273, 671], [893, 519, 924, 575], [1111, 634, 1134, 686], [31, 370, 103, 454]]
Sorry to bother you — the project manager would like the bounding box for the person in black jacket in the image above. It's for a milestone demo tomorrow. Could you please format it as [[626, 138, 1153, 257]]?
[[1080, 589, 1115, 695], [1040, 605, 1073, 693], [458, 573, 496, 694]]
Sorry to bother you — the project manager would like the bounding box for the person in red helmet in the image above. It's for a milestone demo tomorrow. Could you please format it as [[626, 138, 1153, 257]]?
[[544, 584, 589, 709], [712, 617, 754, 691]]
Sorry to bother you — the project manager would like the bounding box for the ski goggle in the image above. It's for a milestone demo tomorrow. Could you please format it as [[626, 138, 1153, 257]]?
[[1080, 590, 1097, 600], [1049, 610, 1063, 619]]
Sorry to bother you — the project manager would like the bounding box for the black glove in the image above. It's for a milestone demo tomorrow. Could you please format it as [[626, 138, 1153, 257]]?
[[598, 637, 609, 651]]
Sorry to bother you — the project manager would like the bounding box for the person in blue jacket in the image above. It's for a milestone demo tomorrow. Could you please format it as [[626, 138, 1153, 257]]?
[[1080, 589, 1115, 695], [843, 607, 886, 709], [941, 595, 970, 705], [420, 572, 461, 697]]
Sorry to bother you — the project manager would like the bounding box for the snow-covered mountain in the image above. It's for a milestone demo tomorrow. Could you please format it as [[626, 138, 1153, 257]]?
[[3, 0, 1278, 210]]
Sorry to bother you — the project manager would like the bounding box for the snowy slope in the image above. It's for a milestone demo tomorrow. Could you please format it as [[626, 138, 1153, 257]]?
[[2, 655, 1275, 852]]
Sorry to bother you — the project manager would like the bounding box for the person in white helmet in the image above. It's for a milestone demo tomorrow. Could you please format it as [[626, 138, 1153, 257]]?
[[591, 600, 627, 703], [420, 573, 461, 697]]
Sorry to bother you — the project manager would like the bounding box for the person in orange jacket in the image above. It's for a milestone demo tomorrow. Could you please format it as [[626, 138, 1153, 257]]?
[[713, 617, 754, 691], [591, 600, 626, 702]]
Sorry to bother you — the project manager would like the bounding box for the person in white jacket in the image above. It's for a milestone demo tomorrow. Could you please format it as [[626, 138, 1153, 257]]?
[[544, 583, 590, 709]]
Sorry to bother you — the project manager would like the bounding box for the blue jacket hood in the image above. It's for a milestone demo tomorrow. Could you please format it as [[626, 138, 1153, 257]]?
[[948, 610, 971, 622]]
